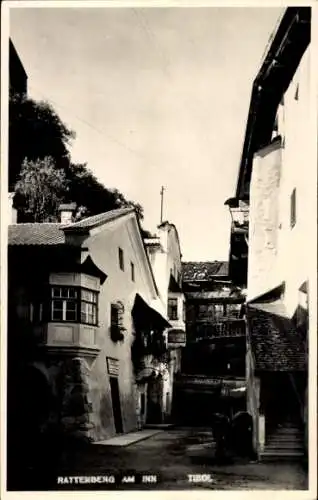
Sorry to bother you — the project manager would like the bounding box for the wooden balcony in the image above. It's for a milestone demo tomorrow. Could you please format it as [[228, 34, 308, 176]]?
[[189, 319, 246, 340]]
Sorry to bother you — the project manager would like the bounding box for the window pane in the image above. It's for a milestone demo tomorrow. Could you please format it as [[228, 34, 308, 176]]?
[[52, 287, 61, 297], [92, 305, 97, 324], [81, 289, 92, 302], [168, 298, 178, 320], [53, 299, 63, 310], [81, 289, 97, 303], [66, 309, 77, 321], [227, 304, 241, 318], [39, 303, 43, 322], [67, 287, 77, 298], [81, 302, 88, 322], [214, 304, 223, 319], [291, 188, 296, 228], [197, 304, 207, 319], [52, 309, 63, 321], [66, 301, 77, 312], [131, 262, 135, 281], [80, 301, 97, 325], [118, 247, 124, 271]]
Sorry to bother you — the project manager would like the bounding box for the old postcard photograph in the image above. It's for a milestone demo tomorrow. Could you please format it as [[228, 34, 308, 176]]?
[[1, 0, 317, 497]]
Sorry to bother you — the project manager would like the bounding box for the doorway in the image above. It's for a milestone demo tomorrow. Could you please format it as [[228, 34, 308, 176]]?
[[109, 377, 123, 434], [146, 375, 164, 424]]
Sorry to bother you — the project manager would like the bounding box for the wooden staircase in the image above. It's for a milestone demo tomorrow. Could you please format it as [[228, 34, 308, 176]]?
[[261, 421, 305, 461]]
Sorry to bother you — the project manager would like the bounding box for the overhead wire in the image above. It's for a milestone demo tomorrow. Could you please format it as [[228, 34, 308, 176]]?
[[28, 84, 153, 164], [132, 8, 214, 153]]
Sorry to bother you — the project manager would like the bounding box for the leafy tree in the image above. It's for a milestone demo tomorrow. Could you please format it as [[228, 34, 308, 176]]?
[[15, 156, 68, 222], [9, 94, 73, 189], [65, 163, 144, 220], [10, 94, 145, 222]]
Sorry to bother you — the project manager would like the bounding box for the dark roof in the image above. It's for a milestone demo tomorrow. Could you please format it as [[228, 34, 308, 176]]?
[[236, 7, 310, 199], [8, 223, 65, 246], [168, 274, 182, 293], [186, 291, 244, 302], [62, 207, 134, 232], [248, 282, 285, 304], [132, 293, 171, 330], [9, 39, 28, 95], [182, 261, 229, 281], [8, 208, 135, 246], [247, 302, 307, 371], [80, 255, 107, 284]]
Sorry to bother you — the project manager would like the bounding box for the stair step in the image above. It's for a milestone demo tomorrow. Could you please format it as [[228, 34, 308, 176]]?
[[267, 432, 303, 438], [265, 445, 304, 451], [267, 435, 303, 441], [267, 442, 304, 448], [261, 451, 304, 462], [269, 427, 303, 433], [268, 437, 303, 442], [265, 451, 304, 456], [262, 450, 304, 456]]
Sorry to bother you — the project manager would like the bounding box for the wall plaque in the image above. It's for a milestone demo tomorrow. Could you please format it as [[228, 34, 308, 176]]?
[[106, 357, 120, 377]]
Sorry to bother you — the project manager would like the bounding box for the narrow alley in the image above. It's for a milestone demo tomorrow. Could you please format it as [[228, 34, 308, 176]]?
[[4, 4, 315, 497]]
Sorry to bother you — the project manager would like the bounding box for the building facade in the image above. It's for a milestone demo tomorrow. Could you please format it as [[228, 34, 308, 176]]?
[[144, 221, 186, 424], [226, 7, 312, 461], [7, 204, 172, 483], [173, 261, 246, 425]]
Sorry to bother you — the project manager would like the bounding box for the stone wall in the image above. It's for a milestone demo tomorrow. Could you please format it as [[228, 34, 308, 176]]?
[[59, 357, 95, 442]]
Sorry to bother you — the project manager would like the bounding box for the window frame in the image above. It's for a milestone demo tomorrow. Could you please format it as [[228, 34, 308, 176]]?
[[213, 303, 224, 320], [80, 288, 98, 325], [224, 303, 241, 319], [168, 297, 178, 321], [290, 188, 296, 229], [110, 301, 125, 339], [118, 247, 125, 271], [50, 285, 99, 326], [131, 261, 135, 282]]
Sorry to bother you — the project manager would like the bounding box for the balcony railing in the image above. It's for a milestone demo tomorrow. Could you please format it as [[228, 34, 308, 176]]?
[[189, 319, 246, 340]]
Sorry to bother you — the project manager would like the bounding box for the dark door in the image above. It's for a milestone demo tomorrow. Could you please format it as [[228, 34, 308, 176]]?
[[109, 377, 123, 434]]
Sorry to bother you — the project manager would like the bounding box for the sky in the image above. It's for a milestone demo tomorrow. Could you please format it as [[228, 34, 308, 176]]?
[[9, 5, 282, 261]]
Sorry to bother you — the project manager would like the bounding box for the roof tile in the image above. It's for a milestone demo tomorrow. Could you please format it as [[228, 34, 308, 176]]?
[[8, 223, 65, 246], [247, 304, 307, 371], [62, 207, 134, 231], [182, 261, 229, 281], [8, 208, 135, 246]]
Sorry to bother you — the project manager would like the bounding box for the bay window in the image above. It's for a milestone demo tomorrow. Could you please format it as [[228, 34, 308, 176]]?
[[51, 286, 98, 325]]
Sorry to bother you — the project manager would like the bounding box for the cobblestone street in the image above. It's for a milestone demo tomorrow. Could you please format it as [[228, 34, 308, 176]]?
[[54, 428, 308, 491]]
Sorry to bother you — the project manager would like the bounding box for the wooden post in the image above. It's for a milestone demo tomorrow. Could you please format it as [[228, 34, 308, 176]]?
[[160, 186, 165, 223]]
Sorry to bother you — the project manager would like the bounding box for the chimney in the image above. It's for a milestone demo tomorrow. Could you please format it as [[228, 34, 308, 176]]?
[[8, 192, 17, 223], [58, 203, 77, 224]]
